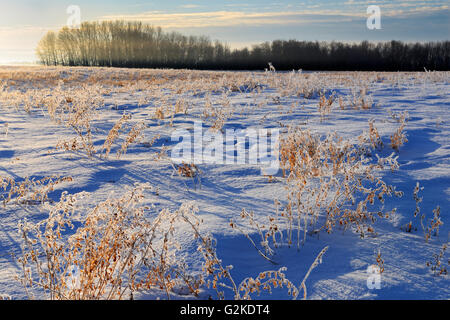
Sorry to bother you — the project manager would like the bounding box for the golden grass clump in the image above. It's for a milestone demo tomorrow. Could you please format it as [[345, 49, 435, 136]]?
[[0, 175, 73, 207], [249, 125, 404, 251], [318, 91, 335, 119], [17, 184, 328, 300], [390, 111, 408, 151], [102, 113, 132, 158], [17, 186, 210, 300], [177, 163, 200, 178], [426, 243, 448, 276], [116, 121, 146, 159]]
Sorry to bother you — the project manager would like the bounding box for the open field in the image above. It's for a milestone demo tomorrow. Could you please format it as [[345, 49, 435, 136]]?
[[0, 66, 448, 300]]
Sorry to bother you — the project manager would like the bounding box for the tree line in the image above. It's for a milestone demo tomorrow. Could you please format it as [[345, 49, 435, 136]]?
[[36, 21, 450, 71]]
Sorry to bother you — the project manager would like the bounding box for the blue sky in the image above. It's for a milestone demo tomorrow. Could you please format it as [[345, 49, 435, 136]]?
[[0, 0, 449, 63]]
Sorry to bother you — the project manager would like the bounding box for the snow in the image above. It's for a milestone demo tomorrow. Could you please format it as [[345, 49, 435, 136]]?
[[0, 67, 448, 300]]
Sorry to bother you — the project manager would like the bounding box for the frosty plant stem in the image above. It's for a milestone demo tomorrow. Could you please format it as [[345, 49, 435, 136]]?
[[17, 184, 330, 300], [235, 123, 404, 255]]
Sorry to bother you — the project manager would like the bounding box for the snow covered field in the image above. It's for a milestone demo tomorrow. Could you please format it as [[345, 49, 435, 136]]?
[[0, 66, 448, 300]]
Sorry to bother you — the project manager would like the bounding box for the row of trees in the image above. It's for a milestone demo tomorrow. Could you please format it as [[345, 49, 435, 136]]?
[[36, 21, 450, 71]]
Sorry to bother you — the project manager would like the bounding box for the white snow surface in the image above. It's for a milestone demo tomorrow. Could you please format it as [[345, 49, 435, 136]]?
[[0, 67, 448, 300]]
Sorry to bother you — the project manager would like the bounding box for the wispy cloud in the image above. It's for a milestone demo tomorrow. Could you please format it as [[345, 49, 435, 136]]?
[[100, 10, 363, 28], [99, 5, 449, 29], [180, 4, 202, 9]]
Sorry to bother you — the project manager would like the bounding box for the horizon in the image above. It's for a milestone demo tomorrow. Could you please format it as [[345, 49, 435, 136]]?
[[1, 0, 449, 64]]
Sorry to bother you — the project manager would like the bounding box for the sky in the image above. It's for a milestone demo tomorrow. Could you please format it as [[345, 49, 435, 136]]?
[[0, 0, 449, 63]]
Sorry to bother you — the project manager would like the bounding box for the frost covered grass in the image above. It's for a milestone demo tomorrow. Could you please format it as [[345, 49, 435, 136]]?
[[0, 66, 448, 300]]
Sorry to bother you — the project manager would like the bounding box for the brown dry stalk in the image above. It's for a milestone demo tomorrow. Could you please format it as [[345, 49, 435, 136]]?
[[102, 113, 132, 158], [116, 121, 146, 159], [390, 111, 408, 151], [426, 243, 448, 276]]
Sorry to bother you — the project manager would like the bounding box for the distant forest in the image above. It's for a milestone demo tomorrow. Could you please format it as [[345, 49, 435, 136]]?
[[36, 21, 450, 71]]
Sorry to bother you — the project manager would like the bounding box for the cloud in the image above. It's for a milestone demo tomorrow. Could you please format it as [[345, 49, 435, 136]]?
[[180, 4, 202, 9], [99, 10, 364, 29], [98, 6, 449, 29]]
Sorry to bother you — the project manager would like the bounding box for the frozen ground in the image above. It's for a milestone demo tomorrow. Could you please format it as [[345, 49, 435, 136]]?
[[0, 67, 448, 300]]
